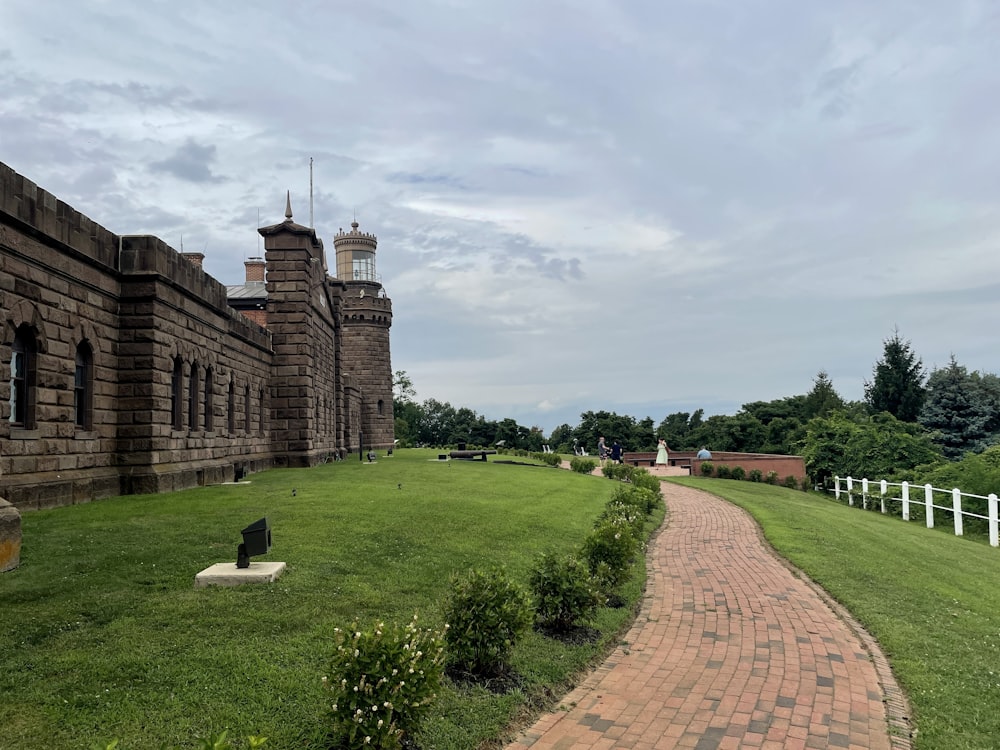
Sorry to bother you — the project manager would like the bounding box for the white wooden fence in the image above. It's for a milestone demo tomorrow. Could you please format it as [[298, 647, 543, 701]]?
[[833, 476, 1000, 547]]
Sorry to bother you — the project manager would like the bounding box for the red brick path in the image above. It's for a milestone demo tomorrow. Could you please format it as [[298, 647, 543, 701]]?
[[506, 481, 912, 750]]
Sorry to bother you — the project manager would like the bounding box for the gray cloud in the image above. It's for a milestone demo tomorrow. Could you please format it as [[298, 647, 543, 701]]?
[[150, 139, 223, 184], [4, 0, 1000, 431]]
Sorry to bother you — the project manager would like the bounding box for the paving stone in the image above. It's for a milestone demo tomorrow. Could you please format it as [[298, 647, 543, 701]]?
[[505, 482, 913, 750]]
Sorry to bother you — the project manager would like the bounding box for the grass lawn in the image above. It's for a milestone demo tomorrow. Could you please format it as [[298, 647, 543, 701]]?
[[672, 477, 1000, 750], [0, 450, 661, 750]]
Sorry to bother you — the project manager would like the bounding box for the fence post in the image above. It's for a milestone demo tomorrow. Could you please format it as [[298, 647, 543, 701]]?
[[834, 476, 841, 502], [902, 481, 910, 521], [925, 484, 934, 528], [880, 479, 887, 514], [952, 489, 964, 536], [990, 494, 998, 548], [847, 476, 854, 506]]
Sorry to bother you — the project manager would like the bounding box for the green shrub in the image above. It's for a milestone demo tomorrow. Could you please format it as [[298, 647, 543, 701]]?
[[582, 518, 640, 593], [715, 465, 732, 480], [603, 463, 637, 483], [765, 470, 778, 485], [541, 453, 562, 467], [631, 469, 662, 494], [799, 477, 811, 492], [443, 569, 532, 676], [748, 469, 763, 482], [601, 462, 621, 480], [326, 616, 445, 750], [700, 462, 714, 477], [730, 466, 746, 481], [597, 501, 645, 539], [609, 484, 659, 515], [570, 457, 598, 474], [783, 475, 798, 489], [528, 553, 603, 632]]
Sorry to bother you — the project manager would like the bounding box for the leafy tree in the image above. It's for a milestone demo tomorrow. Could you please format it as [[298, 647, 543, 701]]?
[[573, 410, 640, 452], [864, 330, 926, 422], [657, 411, 694, 450], [762, 417, 806, 455], [742, 395, 808, 424], [919, 357, 999, 459], [631, 416, 657, 451], [393, 370, 416, 405], [802, 411, 941, 484], [548, 423, 573, 452], [916, 444, 1000, 497], [393, 401, 424, 446], [688, 413, 767, 453], [494, 417, 522, 448], [417, 399, 457, 445]]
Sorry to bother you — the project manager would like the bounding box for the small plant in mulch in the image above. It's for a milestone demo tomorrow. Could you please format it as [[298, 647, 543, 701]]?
[[443, 568, 532, 678], [529, 552, 603, 633]]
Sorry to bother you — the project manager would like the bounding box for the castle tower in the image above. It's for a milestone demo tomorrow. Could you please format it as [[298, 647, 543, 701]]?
[[258, 193, 341, 465], [334, 221, 394, 452]]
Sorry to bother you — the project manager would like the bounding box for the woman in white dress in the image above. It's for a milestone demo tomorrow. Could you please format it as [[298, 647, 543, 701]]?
[[655, 438, 669, 466]]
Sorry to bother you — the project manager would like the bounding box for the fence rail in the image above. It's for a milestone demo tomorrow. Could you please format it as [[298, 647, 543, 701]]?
[[833, 476, 1000, 547]]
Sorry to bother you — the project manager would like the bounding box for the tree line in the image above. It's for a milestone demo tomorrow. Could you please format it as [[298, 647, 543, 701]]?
[[393, 329, 1000, 487]]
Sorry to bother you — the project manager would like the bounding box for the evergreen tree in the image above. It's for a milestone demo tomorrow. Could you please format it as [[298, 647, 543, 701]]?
[[919, 357, 998, 459], [803, 370, 845, 420], [864, 330, 926, 422]]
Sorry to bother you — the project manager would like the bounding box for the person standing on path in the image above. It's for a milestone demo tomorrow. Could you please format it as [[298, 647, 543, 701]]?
[[598, 436, 608, 464], [655, 438, 669, 466], [610, 439, 622, 464]]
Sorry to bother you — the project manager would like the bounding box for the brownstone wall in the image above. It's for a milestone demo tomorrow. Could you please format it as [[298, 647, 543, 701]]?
[[116, 235, 275, 495], [341, 287, 394, 450], [260, 216, 345, 466], [1, 164, 125, 508], [1, 161, 394, 510]]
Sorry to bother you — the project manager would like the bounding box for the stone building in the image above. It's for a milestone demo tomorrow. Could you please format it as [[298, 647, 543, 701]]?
[[0, 162, 394, 511]]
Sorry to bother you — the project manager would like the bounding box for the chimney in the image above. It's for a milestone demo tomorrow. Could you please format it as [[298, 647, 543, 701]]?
[[245, 257, 265, 283], [181, 252, 205, 268]]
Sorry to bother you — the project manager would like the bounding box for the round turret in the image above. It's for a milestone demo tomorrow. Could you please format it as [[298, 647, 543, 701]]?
[[334, 220, 380, 283]]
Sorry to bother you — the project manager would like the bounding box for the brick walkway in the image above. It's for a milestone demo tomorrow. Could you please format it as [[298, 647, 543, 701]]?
[[506, 481, 912, 750]]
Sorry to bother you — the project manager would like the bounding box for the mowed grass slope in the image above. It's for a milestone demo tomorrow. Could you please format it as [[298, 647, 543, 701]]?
[[672, 477, 1000, 750], [0, 451, 658, 749]]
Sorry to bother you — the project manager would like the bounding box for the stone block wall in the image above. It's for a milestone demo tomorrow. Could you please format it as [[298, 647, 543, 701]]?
[[1, 164, 126, 509], [341, 288, 394, 450], [1, 161, 395, 510]]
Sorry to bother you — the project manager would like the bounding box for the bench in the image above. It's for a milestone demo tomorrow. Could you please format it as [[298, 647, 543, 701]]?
[[622, 452, 657, 467]]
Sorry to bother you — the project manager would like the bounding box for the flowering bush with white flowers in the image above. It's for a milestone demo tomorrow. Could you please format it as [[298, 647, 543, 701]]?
[[582, 516, 640, 593], [324, 615, 446, 750]]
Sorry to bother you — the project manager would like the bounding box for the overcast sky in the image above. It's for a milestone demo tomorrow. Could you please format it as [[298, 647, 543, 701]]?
[[4, 1, 1000, 433]]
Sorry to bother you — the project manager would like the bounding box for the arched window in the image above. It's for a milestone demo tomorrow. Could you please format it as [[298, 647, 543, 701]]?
[[204, 367, 214, 432], [10, 325, 37, 428], [74, 340, 94, 429], [244, 383, 251, 433], [171, 357, 184, 430], [188, 362, 199, 431], [228, 379, 235, 435], [377, 399, 384, 416]]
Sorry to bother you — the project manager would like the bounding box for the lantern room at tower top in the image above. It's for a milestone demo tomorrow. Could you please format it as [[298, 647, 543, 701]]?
[[334, 220, 380, 283]]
